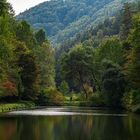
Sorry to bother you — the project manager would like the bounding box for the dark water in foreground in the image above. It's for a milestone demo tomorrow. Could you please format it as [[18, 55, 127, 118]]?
[[0, 107, 140, 140]]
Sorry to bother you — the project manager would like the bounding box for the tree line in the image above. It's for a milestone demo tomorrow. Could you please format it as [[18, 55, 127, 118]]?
[[0, 0, 62, 105]]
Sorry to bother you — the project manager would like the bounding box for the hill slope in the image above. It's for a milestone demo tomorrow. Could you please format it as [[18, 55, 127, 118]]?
[[17, 0, 136, 45]]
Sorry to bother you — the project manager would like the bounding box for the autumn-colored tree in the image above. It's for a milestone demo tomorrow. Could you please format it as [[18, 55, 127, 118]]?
[[2, 80, 17, 96]]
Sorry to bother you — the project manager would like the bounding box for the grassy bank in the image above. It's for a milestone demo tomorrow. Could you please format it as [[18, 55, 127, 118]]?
[[63, 101, 104, 107], [0, 101, 35, 113]]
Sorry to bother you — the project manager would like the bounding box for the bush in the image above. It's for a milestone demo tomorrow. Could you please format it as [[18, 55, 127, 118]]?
[[89, 93, 105, 106], [70, 91, 86, 101], [122, 91, 133, 110], [122, 90, 140, 110], [102, 62, 126, 107], [58, 80, 69, 95], [131, 104, 140, 113], [0, 101, 35, 113], [0, 80, 17, 97], [37, 92, 49, 106], [37, 88, 64, 106]]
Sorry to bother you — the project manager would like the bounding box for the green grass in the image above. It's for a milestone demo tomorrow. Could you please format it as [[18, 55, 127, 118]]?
[[0, 101, 35, 113], [63, 101, 100, 107]]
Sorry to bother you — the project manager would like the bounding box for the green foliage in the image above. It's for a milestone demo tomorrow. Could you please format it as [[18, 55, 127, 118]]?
[[129, 13, 140, 47], [35, 29, 46, 45], [120, 3, 132, 40], [0, 0, 9, 16], [0, 37, 13, 80], [61, 44, 96, 99], [123, 90, 140, 110], [38, 88, 64, 105], [123, 14, 140, 110], [0, 101, 35, 113], [0, 1, 56, 103], [18, 52, 39, 100], [122, 91, 133, 110], [97, 37, 124, 65], [17, 0, 137, 45], [125, 14, 140, 89], [34, 42, 55, 88], [58, 80, 69, 95], [125, 46, 140, 89], [90, 93, 104, 106], [0, 0, 140, 111], [131, 104, 140, 113], [57, 1, 140, 109], [15, 20, 36, 49], [102, 62, 126, 107], [14, 41, 39, 100]]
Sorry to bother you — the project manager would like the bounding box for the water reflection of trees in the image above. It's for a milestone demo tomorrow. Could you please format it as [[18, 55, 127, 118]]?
[[0, 114, 140, 140], [0, 117, 17, 140]]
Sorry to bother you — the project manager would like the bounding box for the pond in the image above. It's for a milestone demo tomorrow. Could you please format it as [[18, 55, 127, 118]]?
[[0, 107, 140, 140]]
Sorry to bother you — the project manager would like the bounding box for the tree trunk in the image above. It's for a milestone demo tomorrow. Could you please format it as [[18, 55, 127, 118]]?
[[78, 71, 88, 99], [92, 73, 101, 92]]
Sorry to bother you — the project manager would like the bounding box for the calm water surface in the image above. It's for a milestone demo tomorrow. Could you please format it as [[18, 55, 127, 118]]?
[[0, 107, 140, 140]]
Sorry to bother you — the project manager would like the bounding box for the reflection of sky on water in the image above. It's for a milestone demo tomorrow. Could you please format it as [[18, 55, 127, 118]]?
[[7, 107, 128, 116]]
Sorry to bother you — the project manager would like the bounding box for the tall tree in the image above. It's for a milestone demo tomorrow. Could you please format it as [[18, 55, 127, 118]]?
[[125, 13, 140, 90], [15, 20, 36, 49], [120, 3, 132, 40], [15, 42, 39, 100], [0, 0, 8, 16], [97, 37, 124, 65], [102, 61, 125, 107], [18, 52, 39, 100], [35, 29, 46, 45], [61, 44, 99, 99], [34, 42, 55, 88]]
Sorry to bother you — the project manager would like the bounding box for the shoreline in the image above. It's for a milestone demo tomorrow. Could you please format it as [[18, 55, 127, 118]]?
[[0, 102, 139, 114], [0, 101, 35, 113]]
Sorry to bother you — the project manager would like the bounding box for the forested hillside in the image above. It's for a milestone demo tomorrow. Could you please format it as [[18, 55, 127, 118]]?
[[55, 1, 140, 111], [17, 0, 136, 45]]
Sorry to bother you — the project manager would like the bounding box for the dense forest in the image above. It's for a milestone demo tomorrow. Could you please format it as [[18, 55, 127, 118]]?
[[0, 0, 140, 113], [0, 0, 61, 106], [55, 1, 140, 111], [17, 0, 137, 45]]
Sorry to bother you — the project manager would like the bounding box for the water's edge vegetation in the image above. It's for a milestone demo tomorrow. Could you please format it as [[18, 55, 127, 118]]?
[[0, 101, 139, 114], [0, 101, 35, 113]]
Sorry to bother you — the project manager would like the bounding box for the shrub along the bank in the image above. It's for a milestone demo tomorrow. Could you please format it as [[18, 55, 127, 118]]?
[[37, 88, 64, 106], [123, 90, 140, 113], [131, 104, 140, 113], [0, 101, 35, 113]]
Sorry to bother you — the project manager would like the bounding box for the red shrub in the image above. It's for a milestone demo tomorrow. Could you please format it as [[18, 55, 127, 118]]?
[[2, 80, 17, 96]]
